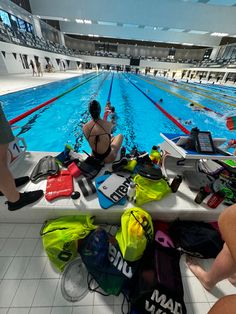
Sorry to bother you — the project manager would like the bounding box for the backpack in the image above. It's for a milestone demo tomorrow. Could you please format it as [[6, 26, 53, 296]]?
[[78, 156, 104, 179], [129, 242, 186, 314], [115, 207, 154, 262], [169, 220, 224, 258], [79, 228, 137, 296], [41, 215, 96, 272]]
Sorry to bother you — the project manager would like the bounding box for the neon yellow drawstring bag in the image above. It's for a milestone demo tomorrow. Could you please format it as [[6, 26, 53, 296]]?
[[115, 207, 154, 262], [41, 215, 96, 272], [133, 174, 171, 206]]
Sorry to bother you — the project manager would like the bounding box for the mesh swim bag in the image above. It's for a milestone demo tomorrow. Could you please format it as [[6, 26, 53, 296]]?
[[41, 215, 96, 272], [133, 174, 171, 206], [115, 207, 154, 262]]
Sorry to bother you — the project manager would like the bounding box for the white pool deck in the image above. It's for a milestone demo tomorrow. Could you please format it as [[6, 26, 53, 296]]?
[[0, 70, 93, 96], [1, 71, 236, 314], [0, 150, 227, 224]]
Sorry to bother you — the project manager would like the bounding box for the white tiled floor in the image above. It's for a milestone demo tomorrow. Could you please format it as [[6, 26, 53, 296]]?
[[0, 223, 235, 314]]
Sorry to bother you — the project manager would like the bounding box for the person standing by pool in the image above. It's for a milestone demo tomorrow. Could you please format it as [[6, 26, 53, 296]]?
[[35, 60, 43, 77], [30, 60, 37, 76], [0, 103, 43, 211], [83, 100, 123, 163]]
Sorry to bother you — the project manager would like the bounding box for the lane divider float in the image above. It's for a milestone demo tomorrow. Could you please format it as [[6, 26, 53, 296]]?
[[9, 73, 102, 125], [104, 72, 114, 120], [124, 74, 190, 135], [152, 76, 236, 108], [180, 81, 236, 101], [138, 75, 223, 117]]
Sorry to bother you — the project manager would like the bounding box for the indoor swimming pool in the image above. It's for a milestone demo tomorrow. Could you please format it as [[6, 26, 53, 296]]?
[[1, 71, 236, 153]]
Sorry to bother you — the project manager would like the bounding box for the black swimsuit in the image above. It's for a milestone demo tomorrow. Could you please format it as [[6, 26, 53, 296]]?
[[86, 120, 111, 160]]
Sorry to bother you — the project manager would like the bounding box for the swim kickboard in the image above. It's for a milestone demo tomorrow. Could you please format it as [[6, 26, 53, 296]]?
[[95, 174, 126, 209], [98, 173, 129, 203], [45, 170, 73, 201]]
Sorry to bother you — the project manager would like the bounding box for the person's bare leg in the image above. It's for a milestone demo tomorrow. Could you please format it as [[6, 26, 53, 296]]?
[[208, 294, 236, 314], [187, 244, 236, 291], [0, 144, 20, 202], [104, 134, 123, 163], [186, 243, 236, 290]]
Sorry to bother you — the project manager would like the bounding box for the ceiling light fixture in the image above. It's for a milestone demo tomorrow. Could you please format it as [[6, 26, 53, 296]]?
[[97, 21, 117, 26], [211, 32, 229, 37], [75, 19, 84, 23]]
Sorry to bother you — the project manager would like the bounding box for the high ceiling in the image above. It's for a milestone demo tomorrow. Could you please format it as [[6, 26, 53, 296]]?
[[29, 0, 236, 47]]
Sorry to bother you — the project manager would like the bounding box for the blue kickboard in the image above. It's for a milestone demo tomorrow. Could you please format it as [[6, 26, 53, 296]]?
[[95, 174, 126, 209]]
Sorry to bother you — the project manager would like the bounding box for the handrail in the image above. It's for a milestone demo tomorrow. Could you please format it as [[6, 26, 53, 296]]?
[[124, 74, 190, 135], [9, 73, 101, 125]]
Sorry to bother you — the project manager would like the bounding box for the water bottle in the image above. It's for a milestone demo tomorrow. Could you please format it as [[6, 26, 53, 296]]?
[[127, 181, 136, 202], [71, 191, 86, 209], [150, 146, 161, 164], [170, 175, 182, 193], [194, 186, 211, 204]]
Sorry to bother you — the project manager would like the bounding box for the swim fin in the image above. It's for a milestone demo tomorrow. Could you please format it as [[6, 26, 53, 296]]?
[[30, 156, 59, 183]]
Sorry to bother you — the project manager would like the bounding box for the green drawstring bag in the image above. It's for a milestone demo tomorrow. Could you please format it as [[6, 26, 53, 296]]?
[[133, 174, 171, 206], [41, 215, 96, 272], [115, 207, 154, 262]]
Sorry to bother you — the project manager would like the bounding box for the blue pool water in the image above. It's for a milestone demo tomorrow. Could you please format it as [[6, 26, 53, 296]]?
[[1, 72, 236, 153]]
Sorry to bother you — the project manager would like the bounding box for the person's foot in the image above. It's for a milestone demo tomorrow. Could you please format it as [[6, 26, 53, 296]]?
[[6, 190, 44, 211], [0, 176, 30, 196], [186, 256, 214, 291]]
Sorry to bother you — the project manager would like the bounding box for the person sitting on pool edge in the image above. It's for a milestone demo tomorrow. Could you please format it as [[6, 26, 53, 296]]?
[[83, 100, 123, 163]]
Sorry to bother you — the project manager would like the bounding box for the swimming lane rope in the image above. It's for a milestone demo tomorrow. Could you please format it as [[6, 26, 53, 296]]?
[[103, 72, 114, 120], [124, 74, 190, 135], [9, 73, 102, 126], [140, 76, 223, 117]]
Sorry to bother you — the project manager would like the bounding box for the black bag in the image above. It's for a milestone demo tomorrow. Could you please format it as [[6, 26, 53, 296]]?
[[130, 242, 186, 314], [78, 156, 104, 179], [79, 228, 137, 296], [169, 220, 224, 258], [137, 163, 163, 181]]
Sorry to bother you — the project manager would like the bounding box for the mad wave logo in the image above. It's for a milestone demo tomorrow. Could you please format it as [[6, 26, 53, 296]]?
[[108, 243, 133, 278], [145, 289, 183, 314]]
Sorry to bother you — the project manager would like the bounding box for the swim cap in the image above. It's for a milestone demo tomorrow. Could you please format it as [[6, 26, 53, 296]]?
[[89, 100, 101, 120]]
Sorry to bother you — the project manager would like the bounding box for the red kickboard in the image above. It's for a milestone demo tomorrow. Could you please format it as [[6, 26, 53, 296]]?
[[45, 170, 73, 201]]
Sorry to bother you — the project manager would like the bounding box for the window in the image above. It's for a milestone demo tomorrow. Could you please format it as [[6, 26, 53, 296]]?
[[10, 14, 18, 29], [26, 23, 33, 33], [0, 9, 11, 26], [17, 18, 27, 31]]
